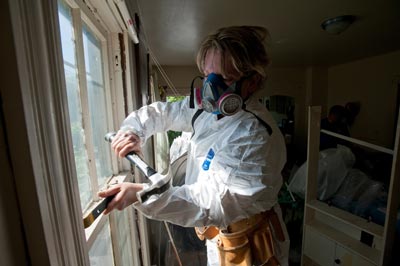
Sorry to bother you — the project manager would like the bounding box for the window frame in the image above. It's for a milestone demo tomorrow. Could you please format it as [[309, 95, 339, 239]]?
[[68, 2, 116, 208], [7, 0, 144, 265], [59, 0, 144, 263]]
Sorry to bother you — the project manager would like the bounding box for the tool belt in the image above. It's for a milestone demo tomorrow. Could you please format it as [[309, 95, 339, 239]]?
[[195, 209, 285, 266]]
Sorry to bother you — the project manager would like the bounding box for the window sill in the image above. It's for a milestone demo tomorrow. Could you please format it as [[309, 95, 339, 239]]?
[[84, 171, 133, 244]]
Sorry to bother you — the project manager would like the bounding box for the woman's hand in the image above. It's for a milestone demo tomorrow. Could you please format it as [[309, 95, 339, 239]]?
[[111, 130, 141, 158], [98, 182, 144, 215]]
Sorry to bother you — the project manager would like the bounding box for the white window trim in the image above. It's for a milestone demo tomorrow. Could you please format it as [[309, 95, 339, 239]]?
[[9, 0, 89, 264], [69, 3, 119, 203], [7, 0, 145, 265], [63, 0, 143, 263], [70, 7, 102, 202]]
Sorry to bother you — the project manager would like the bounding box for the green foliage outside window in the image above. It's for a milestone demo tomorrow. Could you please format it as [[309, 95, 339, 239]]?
[[166, 95, 185, 102], [166, 96, 186, 147]]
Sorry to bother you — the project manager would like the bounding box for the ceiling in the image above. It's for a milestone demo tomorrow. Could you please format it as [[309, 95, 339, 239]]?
[[134, 0, 400, 67]]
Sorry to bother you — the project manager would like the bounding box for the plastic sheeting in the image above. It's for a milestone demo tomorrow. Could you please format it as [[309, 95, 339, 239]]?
[[163, 133, 207, 266], [288, 145, 355, 201], [331, 168, 386, 218], [288, 145, 388, 219]]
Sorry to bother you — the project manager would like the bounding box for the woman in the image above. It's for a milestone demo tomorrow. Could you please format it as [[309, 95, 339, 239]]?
[[99, 26, 289, 266]]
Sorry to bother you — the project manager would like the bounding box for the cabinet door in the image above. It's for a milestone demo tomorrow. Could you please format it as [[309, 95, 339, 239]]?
[[334, 245, 375, 266], [304, 226, 335, 266]]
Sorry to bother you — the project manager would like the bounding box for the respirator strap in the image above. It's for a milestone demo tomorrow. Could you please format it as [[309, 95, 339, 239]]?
[[189, 76, 204, 108], [191, 109, 204, 138], [243, 105, 273, 135]]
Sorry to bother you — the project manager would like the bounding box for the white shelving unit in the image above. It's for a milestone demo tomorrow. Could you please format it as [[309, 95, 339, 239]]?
[[301, 106, 400, 266]]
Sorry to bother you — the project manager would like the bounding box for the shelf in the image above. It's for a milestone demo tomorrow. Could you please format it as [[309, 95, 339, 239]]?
[[307, 200, 384, 238], [320, 129, 393, 155], [303, 106, 400, 265], [306, 219, 381, 265]]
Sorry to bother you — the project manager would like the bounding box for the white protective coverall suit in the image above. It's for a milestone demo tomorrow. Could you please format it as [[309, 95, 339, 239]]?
[[121, 95, 290, 266]]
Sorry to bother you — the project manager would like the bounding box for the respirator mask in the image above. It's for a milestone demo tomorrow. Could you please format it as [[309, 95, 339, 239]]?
[[190, 73, 243, 116]]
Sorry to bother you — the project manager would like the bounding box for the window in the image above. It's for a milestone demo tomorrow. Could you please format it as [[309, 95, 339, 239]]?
[[57, 0, 140, 265], [58, 0, 93, 210], [166, 95, 186, 147]]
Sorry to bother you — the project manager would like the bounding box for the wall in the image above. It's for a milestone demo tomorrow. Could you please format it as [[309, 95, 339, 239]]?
[[265, 67, 309, 155], [0, 111, 28, 266], [306, 66, 328, 112], [155, 65, 201, 96], [157, 51, 400, 155], [328, 50, 400, 148], [0, 0, 29, 264]]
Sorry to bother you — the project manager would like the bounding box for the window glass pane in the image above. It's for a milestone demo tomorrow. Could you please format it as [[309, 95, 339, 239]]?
[[82, 25, 113, 188], [58, 0, 91, 210], [116, 211, 135, 265], [89, 221, 115, 266]]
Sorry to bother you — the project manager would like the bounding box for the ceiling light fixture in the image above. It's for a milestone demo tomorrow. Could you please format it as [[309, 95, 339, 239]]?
[[321, 15, 356, 35]]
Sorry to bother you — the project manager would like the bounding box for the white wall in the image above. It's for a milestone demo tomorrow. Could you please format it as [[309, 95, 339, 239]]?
[[265, 67, 308, 154], [155, 65, 201, 96], [328, 50, 400, 148]]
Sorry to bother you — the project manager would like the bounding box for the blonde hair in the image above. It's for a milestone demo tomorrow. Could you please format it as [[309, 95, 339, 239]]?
[[196, 26, 270, 87]]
